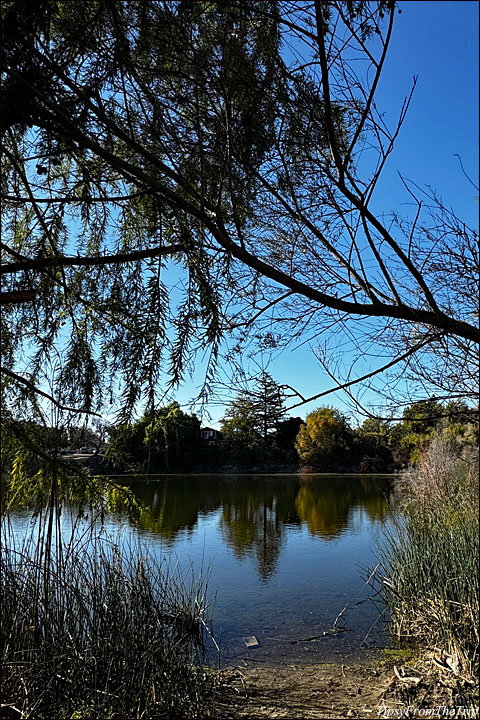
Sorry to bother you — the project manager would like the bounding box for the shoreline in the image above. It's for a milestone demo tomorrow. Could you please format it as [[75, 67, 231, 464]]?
[[214, 656, 479, 719], [68, 462, 396, 479]]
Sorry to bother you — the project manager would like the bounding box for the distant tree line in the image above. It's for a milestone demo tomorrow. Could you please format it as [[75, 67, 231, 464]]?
[[296, 399, 477, 472], [100, 376, 477, 474], [2, 381, 476, 478]]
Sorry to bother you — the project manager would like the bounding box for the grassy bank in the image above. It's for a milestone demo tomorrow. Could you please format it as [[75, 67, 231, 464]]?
[[1, 518, 216, 719], [380, 436, 479, 690]]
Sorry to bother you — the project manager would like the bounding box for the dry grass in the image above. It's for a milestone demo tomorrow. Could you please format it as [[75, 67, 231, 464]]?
[[380, 436, 479, 689], [394, 434, 478, 512]]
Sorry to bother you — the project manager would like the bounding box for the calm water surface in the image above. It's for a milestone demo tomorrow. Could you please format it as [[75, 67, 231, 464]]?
[[10, 474, 395, 666]]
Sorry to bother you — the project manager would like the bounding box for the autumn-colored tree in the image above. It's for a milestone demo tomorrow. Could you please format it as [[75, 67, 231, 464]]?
[[295, 406, 352, 471]]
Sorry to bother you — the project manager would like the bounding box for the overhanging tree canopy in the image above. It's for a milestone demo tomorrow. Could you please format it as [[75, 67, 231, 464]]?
[[1, 0, 478, 424]]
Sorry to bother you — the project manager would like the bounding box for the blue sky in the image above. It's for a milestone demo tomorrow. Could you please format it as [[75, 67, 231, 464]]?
[[170, 1, 479, 428], [370, 0, 478, 221]]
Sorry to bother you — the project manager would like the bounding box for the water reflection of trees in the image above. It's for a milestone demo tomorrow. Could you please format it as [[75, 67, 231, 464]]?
[[295, 476, 391, 539], [132, 479, 219, 543], [215, 477, 300, 580], [124, 474, 392, 576]]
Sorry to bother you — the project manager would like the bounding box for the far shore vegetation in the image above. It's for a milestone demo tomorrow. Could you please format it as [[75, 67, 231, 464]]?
[[4, 383, 478, 478]]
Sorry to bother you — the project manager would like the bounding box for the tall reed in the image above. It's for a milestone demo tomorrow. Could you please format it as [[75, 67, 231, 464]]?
[[1, 515, 215, 719], [380, 436, 479, 680]]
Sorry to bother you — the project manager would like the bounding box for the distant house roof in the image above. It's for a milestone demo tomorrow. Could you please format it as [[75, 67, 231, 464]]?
[[200, 427, 223, 444]]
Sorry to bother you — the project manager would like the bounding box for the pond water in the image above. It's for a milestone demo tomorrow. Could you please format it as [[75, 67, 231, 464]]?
[[9, 473, 395, 667]]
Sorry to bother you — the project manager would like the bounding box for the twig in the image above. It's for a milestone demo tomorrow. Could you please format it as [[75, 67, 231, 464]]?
[[393, 665, 421, 684]]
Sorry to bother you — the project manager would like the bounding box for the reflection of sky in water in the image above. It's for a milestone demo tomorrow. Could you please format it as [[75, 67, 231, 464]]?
[[7, 474, 395, 666]]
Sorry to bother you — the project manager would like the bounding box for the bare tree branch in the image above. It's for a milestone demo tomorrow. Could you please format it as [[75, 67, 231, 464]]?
[[287, 332, 446, 411], [1, 244, 184, 275]]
